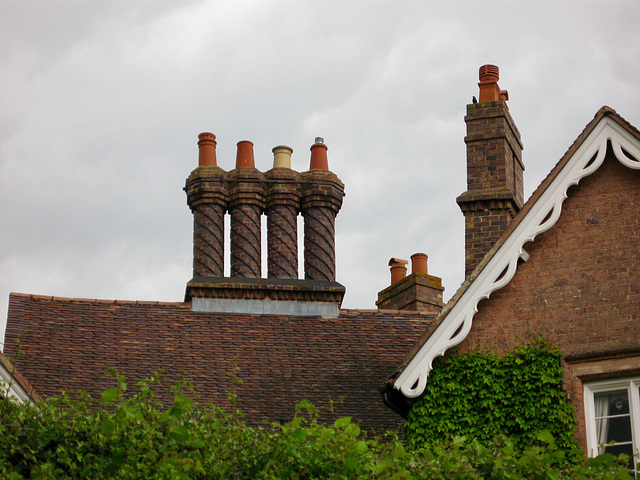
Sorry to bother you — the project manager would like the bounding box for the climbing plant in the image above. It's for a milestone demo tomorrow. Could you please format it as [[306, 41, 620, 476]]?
[[404, 341, 579, 455]]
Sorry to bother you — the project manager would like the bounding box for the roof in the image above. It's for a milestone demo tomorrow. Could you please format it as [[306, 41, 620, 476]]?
[[386, 107, 640, 405], [4, 293, 434, 432]]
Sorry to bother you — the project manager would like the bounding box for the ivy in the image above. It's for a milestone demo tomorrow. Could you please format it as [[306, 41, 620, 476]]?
[[404, 341, 580, 456]]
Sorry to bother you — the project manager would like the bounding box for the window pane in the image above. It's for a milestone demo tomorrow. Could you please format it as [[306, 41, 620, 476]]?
[[604, 443, 634, 470], [594, 390, 632, 455], [594, 390, 630, 417]]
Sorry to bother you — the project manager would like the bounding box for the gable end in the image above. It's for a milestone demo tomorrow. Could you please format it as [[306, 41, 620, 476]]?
[[394, 113, 640, 399]]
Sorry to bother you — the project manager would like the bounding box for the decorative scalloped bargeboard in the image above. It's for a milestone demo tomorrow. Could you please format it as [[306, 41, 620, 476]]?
[[395, 116, 640, 399]]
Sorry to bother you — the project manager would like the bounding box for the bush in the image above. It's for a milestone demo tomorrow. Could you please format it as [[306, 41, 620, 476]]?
[[0, 368, 632, 479]]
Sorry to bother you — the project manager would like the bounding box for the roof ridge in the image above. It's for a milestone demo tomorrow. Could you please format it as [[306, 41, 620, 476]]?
[[9, 292, 188, 307]]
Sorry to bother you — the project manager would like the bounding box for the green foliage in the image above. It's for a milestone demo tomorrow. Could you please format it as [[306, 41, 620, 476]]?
[[405, 341, 580, 455], [0, 366, 632, 479]]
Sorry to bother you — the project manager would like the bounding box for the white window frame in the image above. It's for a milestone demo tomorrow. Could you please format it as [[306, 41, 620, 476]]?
[[584, 377, 640, 473]]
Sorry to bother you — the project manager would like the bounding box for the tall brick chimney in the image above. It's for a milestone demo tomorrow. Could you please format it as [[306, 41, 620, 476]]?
[[456, 65, 524, 277], [184, 134, 345, 315]]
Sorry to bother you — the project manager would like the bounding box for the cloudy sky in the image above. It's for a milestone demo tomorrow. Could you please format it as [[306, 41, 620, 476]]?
[[1, 0, 639, 348]]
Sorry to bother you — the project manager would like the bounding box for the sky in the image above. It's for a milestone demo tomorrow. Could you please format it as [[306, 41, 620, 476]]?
[[1, 0, 639, 349]]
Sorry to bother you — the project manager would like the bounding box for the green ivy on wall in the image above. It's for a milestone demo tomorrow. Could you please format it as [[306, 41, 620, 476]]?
[[404, 341, 579, 454]]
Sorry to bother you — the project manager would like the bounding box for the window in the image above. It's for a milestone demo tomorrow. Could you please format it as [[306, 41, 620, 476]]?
[[584, 378, 640, 475]]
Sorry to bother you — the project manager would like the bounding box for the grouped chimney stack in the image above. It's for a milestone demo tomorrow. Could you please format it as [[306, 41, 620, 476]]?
[[184, 134, 345, 315], [457, 65, 524, 277]]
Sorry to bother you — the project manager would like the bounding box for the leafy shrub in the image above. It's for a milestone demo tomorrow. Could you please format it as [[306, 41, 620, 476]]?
[[0, 367, 632, 479]]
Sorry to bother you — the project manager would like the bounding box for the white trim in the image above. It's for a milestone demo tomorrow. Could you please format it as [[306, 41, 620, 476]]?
[[0, 362, 33, 404], [395, 117, 640, 398]]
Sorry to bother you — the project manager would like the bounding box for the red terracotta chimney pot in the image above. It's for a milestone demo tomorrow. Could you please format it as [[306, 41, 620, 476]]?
[[236, 140, 255, 168], [309, 137, 329, 170], [197, 132, 217, 166], [478, 64, 502, 103], [411, 252, 428, 275], [388, 257, 408, 285]]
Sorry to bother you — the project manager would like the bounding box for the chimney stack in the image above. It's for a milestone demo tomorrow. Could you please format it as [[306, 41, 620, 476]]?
[[377, 253, 444, 314], [185, 135, 345, 315], [457, 65, 524, 277]]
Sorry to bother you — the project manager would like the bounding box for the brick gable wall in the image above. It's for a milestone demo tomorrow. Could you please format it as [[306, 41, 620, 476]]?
[[457, 148, 640, 448]]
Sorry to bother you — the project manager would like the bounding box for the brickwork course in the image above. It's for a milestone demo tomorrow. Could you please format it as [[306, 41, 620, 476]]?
[[4, 294, 433, 432]]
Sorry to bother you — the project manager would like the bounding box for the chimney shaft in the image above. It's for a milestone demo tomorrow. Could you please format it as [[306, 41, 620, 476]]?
[[301, 138, 344, 281], [266, 146, 300, 279], [457, 65, 524, 277], [229, 141, 264, 277], [186, 133, 226, 277]]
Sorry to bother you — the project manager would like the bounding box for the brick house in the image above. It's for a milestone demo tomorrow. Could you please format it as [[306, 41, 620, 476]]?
[[4, 63, 640, 458], [384, 66, 640, 461], [3, 135, 444, 432]]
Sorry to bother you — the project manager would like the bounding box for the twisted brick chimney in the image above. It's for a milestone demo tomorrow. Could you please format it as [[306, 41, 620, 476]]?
[[184, 134, 345, 316], [301, 138, 343, 281], [457, 65, 524, 277]]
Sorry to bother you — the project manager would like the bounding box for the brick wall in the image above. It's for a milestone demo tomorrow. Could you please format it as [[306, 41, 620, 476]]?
[[457, 150, 640, 449]]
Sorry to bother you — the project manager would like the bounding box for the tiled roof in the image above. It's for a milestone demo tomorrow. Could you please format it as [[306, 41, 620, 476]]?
[[4, 293, 433, 432]]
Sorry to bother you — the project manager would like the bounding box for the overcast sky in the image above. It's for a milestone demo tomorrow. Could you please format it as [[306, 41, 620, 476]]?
[[1, 0, 639, 349]]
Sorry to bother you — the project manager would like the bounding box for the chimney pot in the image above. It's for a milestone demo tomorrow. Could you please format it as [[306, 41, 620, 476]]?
[[388, 257, 408, 285], [236, 140, 255, 168], [309, 139, 329, 170], [479, 64, 499, 83], [478, 64, 502, 103], [197, 132, 217, 166], [411, 253, 428, 275], [272, 145, 293, 169]]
